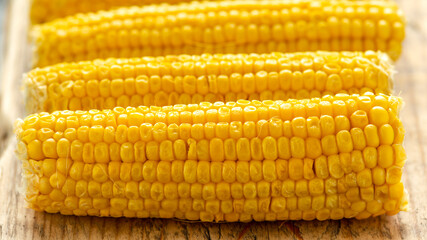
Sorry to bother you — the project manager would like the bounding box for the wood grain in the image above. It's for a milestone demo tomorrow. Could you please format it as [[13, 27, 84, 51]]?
[[1, 0, 426, 239]]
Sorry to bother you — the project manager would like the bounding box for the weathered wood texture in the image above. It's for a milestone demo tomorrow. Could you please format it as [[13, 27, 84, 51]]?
[[0, 0, 426, 239], [0, 0, 11, 153]]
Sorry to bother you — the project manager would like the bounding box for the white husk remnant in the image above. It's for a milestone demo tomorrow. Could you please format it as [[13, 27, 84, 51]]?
[[24, 73, 47, 114], [14, 118, 40, 209]]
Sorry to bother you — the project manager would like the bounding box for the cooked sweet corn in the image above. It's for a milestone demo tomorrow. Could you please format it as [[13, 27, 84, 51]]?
[[30, 0, 390, 24], [32, 0, 405, 67], [25, 51, 392, 113], [31, 0, 195, 24], [15, 93, 408, 221]]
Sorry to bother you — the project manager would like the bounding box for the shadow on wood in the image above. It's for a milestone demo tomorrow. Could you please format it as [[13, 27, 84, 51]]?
[[15, 210, 409, 240]]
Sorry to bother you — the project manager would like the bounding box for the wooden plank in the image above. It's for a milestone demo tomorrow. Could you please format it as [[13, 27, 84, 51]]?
[[0, 0, 8, 76], [0, 0, 27, 148], [1, 0, 427, 239], [0, 0, 10, 153]]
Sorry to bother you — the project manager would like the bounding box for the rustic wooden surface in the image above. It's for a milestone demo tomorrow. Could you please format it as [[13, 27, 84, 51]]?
[[0, 0, 426, 239]]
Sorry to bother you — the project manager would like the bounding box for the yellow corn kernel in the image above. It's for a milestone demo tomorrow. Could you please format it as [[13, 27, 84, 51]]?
[[357, 169, 373, 187], [328, 155, 344, 179], [321, 135, 338, 156], [303, 158, 315, 180], [378, 145, 394, 168], [379, 124, 395, 145], [386, 166, 403, 185], [315, 156, 329, 179], [364, 124, 380, 147], [223, 161, 236, 183], [325, 178, 338, 195], [361, 186, 374, 202], [369, 107, 390, 126], [277, 137, 291, 159], [336, 130, 353, 153], [290, 137, 305, 159], [306, 138, 322, 159], [295, 180, 309, 197], [351, 151, 365, 172], [350, 110, 369, 129], [289, 158, 304, 181]]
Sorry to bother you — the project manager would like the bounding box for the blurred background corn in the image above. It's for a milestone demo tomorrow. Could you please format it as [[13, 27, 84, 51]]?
[[30, 0, 391, 24], [25, 51, 393, 113], [31, 0, 405, 67], [15, 93, 408, 221]]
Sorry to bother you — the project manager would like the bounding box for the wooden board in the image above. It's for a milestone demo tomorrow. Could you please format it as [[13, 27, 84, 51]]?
[[1, 0, 426, 239]]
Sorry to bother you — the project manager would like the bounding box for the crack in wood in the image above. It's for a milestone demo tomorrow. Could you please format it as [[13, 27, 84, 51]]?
[[237, 222, 254, 240], [283, 222, 303, 240], [201, 223, 212, 240]]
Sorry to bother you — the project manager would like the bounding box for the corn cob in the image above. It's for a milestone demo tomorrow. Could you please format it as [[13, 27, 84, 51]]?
[[32, 0, 405, 67], [25, 51, 392, 114], [30, 0, 389, 24], [15, 93, 408, 221]]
